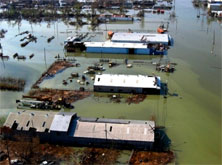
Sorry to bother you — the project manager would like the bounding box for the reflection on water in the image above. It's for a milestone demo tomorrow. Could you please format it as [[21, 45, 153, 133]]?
[[0, 0, 221, 163]]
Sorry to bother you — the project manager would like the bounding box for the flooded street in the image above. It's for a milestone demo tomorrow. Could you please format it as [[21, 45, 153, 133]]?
[[0, 0, 221, 164]]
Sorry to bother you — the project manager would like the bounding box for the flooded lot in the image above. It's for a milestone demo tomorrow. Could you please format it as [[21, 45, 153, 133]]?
[[0, 0, 221, 164]]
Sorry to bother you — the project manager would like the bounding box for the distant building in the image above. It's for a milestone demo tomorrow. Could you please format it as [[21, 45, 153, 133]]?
[[208, 0, 222, 9], [94, 74, 161, 94], [4, 110, 155, 150]]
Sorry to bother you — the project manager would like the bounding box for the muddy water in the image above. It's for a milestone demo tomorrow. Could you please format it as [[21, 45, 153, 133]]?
[[0, 0, 221, 164]]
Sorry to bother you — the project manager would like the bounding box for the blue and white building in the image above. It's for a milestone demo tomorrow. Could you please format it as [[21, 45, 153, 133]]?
[[84, 32, 173, 55]]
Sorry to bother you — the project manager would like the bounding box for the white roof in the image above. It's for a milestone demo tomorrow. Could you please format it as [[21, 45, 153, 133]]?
[[50, 112, 76, 132], [208, 0, 222, 2], [94, 74, 161, 89], [111, 32, 169, 44], [73, 120, 155, 142], [84, 41, 148, 49]]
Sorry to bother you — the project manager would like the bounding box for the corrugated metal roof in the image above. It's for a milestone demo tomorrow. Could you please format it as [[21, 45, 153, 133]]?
[[111, 32, 169, 44], [94, 74, 161, 89], [4, 110, 57, 132], [50, 112, 76, 132], [73, 119, 155, 142]]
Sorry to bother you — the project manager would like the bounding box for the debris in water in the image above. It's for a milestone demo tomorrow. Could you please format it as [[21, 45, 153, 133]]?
[[16, 31, 29, 37], [80, 148, 120, 165], [108, 94, 122, 103], [13, 53, 18, 59], [17, 55, 26, 60], [0, 77, 25, 91], [129, 150, 174, 164], [0, 29, 7, 38], [47, 36, 55, 43], [126, 63, 133, 68], [32, 60, 75, 88], [25, 88, 91, 104], [29, 53, 34, 59], [126, 94, 146, 104]]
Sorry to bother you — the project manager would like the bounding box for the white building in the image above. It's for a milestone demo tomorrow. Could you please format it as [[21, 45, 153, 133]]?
[[94, 74, 161, 94], [208, 0, 222, 10]]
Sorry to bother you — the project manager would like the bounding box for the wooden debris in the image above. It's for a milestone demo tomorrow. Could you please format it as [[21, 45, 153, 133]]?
[[126, 94, 146, 104], [0, 77, 25, 91], [129, 150, 174, 165], [32, 60, 74, 88], [25, 88, 91, 104]]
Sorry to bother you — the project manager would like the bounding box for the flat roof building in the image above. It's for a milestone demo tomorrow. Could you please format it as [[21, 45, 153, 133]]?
[[111, 32, 171, 45], [4, 110, 156, 150], [4, 110, 57, 132], [73, 118, 155, 143], [94, 74, 161, 94]]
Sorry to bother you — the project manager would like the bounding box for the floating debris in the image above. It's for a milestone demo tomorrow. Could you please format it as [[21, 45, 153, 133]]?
[[32, 60, 75, 88], [21, 41, 29, 47], [99, 59, 110, 63], [16, 99, 62, 110], [109, 61, 119, 68], [74, 63, 80, 67], [17, 55, 26, 60], [80, 148, 120, 165], [83, 69, 96, 75], [29, 53, 34, 59], [20, 34, 37, 47], [47, 36, 55, 43], [63, 80, 68, 85], [0, 77, 26, 91], [55, 54, 60, 59], [25, 88, 91, 104], [126, 63, 133, 68], [16, 31, 29, 36], [156, 63, 175, 73], [0, 54, 9, 60], [126, 94, 147, 105], [108, 94, 122, 103], [0, 29, 7, 38], [71, 72, 79, 78], [129, 151, 174, 164], [13, 53, 18, 59], [88, 65, 105, 71]]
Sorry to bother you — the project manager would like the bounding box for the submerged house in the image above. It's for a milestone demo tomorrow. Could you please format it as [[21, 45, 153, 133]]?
[[4, 110, 155, 150], [94, 74, 161, 94]]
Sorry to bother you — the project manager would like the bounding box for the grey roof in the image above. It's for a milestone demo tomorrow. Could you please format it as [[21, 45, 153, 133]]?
[[4, 110, 57, 132], [50, 112, 76, 132], [73, 118, 155, 142], [79, 117, 98, 122], [79, 117, 153, 124]]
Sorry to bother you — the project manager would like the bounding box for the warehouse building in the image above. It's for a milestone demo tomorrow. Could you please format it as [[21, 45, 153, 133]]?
[[94, 74, 161, 94], [4, 110, 155, 150]]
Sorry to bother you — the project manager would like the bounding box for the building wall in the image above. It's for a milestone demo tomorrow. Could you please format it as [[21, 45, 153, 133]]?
[[47, 134, 154, 150], [94, 86, 143, 93], [135, 48, 150, 55], [86, 47, 129, 54]]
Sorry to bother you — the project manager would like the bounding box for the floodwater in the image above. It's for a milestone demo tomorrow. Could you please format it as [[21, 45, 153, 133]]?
[[0, 0, 221, 164]]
